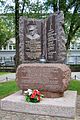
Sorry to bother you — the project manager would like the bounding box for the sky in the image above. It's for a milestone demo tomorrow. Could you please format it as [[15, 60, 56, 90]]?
[[0, 0, 46, 14], [7, 0, 45, 4]]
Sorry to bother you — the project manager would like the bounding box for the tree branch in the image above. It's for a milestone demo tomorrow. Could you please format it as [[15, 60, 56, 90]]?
[[21, 0, 26, 16]]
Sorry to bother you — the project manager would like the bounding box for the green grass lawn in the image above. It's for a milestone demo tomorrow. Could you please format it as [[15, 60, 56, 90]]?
[[0, 81, 19, 99], [68, 80, 80, 94], [0, 72, 11, 76], [0, 80, 80, 99]]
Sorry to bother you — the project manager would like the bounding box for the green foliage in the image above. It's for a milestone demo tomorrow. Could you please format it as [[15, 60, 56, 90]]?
[[0, 0, 15, 48], [0, 0, 80, 59], [69, 64, 80, 67], [23, 0, 47, 19], [68, 64, 80, 72], [25, 95, 40, 103], [45, 0, 80, 49], [25, 95, 31, 102], [0, 15, 15, 48]]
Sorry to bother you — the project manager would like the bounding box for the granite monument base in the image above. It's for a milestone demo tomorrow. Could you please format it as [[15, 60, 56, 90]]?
[[0, 90, 77, 119]]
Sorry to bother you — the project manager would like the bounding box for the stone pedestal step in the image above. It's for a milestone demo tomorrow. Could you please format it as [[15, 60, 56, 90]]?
[[1, 90, 77, 119]]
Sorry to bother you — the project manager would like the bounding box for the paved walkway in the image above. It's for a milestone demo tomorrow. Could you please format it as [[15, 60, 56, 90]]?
[[0, 73, 16, 82], [77, 95, 80, 119], [71, 72, 80, 80]]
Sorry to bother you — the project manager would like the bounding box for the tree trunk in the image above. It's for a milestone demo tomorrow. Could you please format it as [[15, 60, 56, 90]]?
[[15, 0, 19, 68], [21, 0, 26, 16], [65, 36, 70, 50]]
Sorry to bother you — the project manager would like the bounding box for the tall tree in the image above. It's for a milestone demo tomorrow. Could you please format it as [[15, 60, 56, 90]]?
[[27, 0, 44, 18], [44, 0, 80, 49], [65, 1, 80, 49], [15, 0, 19, 67], [0, 0, 14, 48]]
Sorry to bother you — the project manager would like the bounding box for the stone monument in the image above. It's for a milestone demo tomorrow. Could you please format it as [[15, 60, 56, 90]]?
[[17, 11, 70, 98]]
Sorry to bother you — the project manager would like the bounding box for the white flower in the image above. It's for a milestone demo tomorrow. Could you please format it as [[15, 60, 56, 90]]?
[[24, 89, 32, 96], [27, 89, 32, 95]]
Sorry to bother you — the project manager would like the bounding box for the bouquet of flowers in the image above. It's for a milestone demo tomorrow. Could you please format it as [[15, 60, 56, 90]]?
[[24, 89, 44, 103]]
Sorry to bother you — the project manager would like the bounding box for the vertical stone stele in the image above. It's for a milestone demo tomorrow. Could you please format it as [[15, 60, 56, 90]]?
[[19, 11, 66, 63]]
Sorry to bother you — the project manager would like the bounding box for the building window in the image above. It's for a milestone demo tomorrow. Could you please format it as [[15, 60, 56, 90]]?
[[70, 44, 75, 49], [13, 45, 16, 49], [77, 43, 80, 49], [4, 46, 6, 50], [67, 56, 75, 64], [9, 45, 12, 50]]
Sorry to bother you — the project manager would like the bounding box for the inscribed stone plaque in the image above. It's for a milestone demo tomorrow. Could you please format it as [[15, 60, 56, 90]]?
[[46, 15, 57, 61], [24, 20, 42, 62], [16, 63, 71, 97]]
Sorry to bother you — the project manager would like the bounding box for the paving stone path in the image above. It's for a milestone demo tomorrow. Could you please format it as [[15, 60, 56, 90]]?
[[0, 73, 15, 82], [71, 72, 80, 80], [77, 95, 80, 119]]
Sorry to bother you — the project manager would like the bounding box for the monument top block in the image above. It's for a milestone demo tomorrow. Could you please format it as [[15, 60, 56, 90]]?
[[19, 11, 66, 63]]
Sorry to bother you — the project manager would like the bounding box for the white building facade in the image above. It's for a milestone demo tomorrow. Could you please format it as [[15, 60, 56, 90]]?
[[67, 39, 80, 64], [0, 38, 16, 65]]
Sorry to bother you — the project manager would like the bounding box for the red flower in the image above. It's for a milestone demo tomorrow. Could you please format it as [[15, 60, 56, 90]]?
[[36, 91, 41, 96], [30, 89, 41, 100], [30, 90, 37, 98], [30, 93, 36, 98], [33, 90, 37, 94], [33, 90, 41, 95]]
